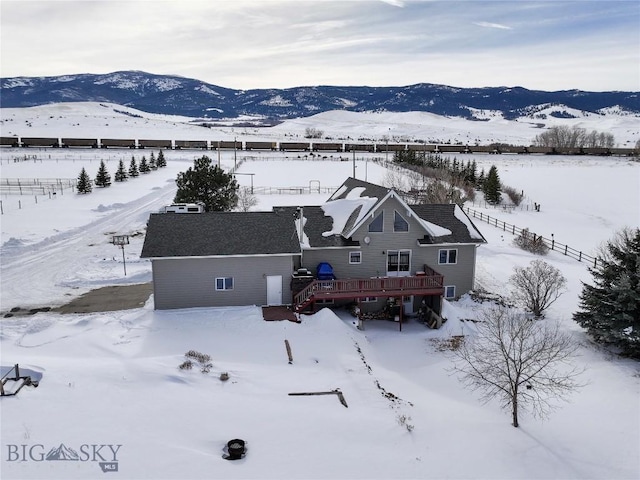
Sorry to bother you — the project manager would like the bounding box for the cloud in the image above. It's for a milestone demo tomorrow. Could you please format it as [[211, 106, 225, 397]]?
[[473, 21, 513, 30], [473, 22, 513, 30], [0, 0, 637, 91]]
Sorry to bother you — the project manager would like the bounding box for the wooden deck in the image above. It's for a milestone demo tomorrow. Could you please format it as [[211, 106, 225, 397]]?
[[294, 268, 444, 313]]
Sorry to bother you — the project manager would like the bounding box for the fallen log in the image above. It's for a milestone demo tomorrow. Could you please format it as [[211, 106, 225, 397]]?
[[288, 389, 348, 408]]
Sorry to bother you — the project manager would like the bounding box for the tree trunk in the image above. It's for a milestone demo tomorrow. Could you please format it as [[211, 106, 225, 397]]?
[[512, 393, 519, 427]]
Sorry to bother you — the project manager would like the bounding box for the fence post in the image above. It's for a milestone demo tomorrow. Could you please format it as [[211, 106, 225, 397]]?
[[579, 251, 582, 262]]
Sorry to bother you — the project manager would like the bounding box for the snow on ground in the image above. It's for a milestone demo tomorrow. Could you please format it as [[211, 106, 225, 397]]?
[[0, 105, 639, 480], [2, 101, 639, 146]]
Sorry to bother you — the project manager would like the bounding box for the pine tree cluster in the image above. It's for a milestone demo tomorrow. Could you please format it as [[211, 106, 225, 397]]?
[[76, 151, 167, 195], [392, 151, 508, 205]]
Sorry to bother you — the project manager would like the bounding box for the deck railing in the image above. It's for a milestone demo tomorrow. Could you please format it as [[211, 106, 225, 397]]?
[[294, 267, 444, 311]]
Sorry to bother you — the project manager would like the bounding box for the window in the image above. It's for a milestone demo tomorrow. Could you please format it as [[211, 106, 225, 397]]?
[[316, 298, 334, 305], [349, 251, 362, 264], [444, 285, 456, 299], [394, 211, 409, 232], [362, 296, 377, 302], [215, 277, 234, 291], [387, 250, 410, 272], [439, 249, 458, 264], [368, 212, 383, 232]]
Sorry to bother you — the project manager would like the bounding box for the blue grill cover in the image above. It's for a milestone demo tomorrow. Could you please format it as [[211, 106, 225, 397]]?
[[316, 262, 335, 280]]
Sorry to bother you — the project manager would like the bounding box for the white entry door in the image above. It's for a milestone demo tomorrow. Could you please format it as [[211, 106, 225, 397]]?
[[266, 275, 283, 305]]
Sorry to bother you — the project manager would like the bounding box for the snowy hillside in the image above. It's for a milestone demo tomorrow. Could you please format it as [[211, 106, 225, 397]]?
[[1, 101, 639, 147]]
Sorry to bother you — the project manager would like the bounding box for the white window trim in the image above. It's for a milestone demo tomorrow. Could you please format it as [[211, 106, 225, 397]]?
[[444, 285, 456, 299], [349, 251, 362, 264], [387, 249, 411, 273], [393, 210, 409, 232], [368, 211, 384, 233], [215, 277, 234, 291], [362, 296, 377, 302], [438, 248, 458, 265]]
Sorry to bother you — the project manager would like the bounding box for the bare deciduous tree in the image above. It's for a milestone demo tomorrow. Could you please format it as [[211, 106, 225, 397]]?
[[453, 306, 583, 427], [236, 187, 258, 212], [510, 260, 567, 317], [304, 127, 324, 139]]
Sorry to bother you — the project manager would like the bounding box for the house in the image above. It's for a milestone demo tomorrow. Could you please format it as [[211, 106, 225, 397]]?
[[141, 178, 486, 317]]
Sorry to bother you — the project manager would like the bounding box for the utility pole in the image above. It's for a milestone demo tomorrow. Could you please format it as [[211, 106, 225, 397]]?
[[352, 149, 356, 178]]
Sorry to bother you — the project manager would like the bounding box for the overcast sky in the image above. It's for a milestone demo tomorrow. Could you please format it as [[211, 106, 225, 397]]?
[[1, 0, 638, 92]]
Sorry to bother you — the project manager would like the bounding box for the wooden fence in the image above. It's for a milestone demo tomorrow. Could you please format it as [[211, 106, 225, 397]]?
[[463, 206, 602, 268]]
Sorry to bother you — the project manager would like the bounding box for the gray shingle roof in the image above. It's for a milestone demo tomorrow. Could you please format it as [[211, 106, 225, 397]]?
[[328, 177, 391, 203], [410, 204, 487, 244], [141, 211, 302, 258], [273, 206, 359, 248]]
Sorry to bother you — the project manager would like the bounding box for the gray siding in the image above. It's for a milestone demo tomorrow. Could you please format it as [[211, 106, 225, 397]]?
[[417, 244, 478, 295], [301, 196, 479, 298], [152, 255, 295, 310]]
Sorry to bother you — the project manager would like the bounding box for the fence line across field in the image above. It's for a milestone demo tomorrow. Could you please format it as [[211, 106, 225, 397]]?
[[0, 178, 76, 195], [463, 206, 601, 269]]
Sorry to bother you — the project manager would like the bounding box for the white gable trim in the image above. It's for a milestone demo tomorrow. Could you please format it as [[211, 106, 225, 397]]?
[[345, 189, 446, 239]]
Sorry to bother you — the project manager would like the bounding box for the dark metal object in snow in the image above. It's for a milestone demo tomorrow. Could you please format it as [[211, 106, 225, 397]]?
[[223, 439, 246, 460], [288, 389, 348, 408]]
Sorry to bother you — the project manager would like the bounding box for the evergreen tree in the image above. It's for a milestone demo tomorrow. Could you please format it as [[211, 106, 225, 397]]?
[[114, 159, 128, 182], [468, 160, 477, 184], [482, 165, 501, 204], [149, 152, 157, 170], [477, 168, 485, 188], [573, 228, 640, 358], [174, 155, 238, 212], [139, 155, 150, 173], [76, 167, 92, 194], [157, 150, 167, 168], [95, 160, 111, 187], [129, 156, 139, 177]]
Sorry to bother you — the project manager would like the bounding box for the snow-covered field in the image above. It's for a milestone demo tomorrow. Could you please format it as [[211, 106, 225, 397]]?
[[0, 105, 639, 480]]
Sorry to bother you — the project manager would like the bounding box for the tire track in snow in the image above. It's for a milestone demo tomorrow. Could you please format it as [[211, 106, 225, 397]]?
[[1, 182, 177, 310]]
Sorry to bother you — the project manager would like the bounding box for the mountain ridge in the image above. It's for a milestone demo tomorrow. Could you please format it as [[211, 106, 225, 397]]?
[[1, 70, 638, 121]]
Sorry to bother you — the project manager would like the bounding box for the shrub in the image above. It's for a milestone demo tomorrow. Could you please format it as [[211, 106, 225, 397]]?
[[502, 185, 523, 206], [514, 228, 549, 255], [181, 350, 213, 373]]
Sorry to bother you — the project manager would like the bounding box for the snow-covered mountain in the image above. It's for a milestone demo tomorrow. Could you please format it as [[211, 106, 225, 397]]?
[[1, 71, 638, 120]]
